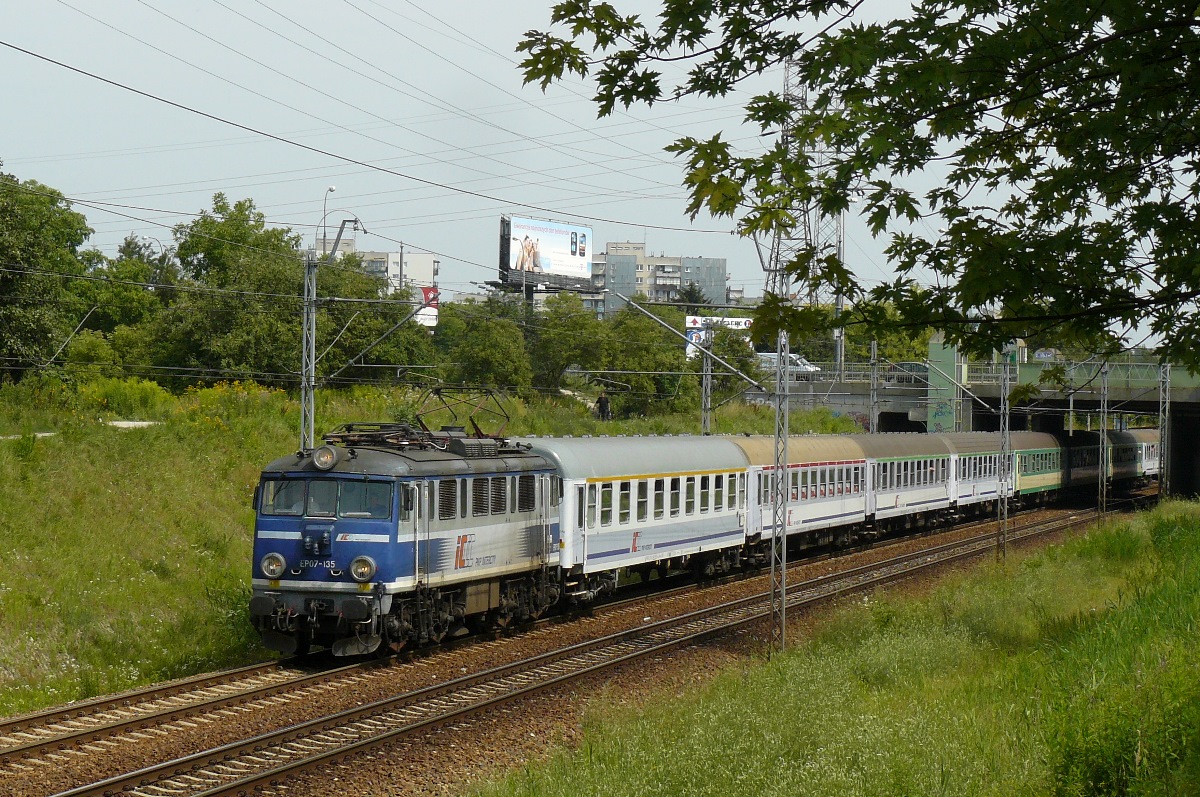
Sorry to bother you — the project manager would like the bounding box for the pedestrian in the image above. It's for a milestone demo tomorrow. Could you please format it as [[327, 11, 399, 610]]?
[[596, 390, 611, 421]]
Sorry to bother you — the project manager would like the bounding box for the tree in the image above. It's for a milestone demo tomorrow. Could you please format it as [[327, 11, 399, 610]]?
[[435, 301, 533, 390], [704, 325, 761, 397], [521, 1, 1200, 367], [0, 168, 92, 381], [66, 243, 165, 336], [676, 280, 710, 314], [147, 195, 305, 387], [605, 300, 695, 416], [527, 292, 609, 388]]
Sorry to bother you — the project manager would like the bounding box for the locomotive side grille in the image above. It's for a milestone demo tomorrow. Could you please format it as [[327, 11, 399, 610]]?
[[491, 477, 506, 514], [447, 437, 501, 458], [472, 478, 490, 517]]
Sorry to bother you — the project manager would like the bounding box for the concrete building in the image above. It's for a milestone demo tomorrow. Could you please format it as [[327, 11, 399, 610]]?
[[584, 242, 729, 316], [314, 239, 439, 294]]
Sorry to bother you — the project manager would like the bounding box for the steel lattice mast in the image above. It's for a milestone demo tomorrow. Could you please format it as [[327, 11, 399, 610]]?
[[1159, 363, 1171, 496], [758, 61, 852, 653]]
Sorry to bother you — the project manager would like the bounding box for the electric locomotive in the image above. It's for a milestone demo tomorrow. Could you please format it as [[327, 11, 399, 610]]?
[[249, 423, 561, 655]]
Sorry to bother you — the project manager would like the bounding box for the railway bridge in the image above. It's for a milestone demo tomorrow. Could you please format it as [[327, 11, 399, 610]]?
[[746, 336, 1200, 494]]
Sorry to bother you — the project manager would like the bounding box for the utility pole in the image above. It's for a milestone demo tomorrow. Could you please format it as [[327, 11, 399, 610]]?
[[301, 217, 362, 452]]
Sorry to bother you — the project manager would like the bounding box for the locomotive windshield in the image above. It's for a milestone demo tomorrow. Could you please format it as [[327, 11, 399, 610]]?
[[259, 478, 393, 520]]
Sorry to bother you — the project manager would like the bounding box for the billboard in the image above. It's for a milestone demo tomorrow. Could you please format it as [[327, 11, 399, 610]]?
[[502, 215, 593, 282], [684, 315, 753, 357]]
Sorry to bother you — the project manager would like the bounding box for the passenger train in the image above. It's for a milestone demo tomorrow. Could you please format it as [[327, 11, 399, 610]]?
[[249, 424, 1159, 656]]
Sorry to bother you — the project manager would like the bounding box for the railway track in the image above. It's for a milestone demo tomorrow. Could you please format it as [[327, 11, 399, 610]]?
[[1, 499, 1124, 788], [46, 508, 1100, 797], [0, 500, 1010, 767]]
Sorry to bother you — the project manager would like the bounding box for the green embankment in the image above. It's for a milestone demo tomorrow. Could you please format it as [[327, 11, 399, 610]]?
[[0, 376, 856, 715], [477, 504, 1200, 797]]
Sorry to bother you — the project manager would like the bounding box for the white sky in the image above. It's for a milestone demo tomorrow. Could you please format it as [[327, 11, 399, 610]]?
[[1, 0, 902, 301]]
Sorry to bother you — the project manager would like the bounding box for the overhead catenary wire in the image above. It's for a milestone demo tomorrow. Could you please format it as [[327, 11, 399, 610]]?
[[0, 38, 738, 237]]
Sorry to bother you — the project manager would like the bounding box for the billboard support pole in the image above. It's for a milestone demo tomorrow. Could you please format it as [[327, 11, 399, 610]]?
[[701, 325, 713, 434]]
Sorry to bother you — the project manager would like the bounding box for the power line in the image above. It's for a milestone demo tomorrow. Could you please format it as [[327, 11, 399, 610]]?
[[0, 37, 737, 236]]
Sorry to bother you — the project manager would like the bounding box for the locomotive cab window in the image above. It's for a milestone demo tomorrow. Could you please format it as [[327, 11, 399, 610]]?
[[339, 481, 393, 520], [261, 479, 305, 516], [306, 479, 337, 517], [399, 483, 415, 522]]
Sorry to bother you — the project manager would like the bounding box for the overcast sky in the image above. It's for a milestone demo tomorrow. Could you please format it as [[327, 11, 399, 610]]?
[[2, 0, 900, 300]]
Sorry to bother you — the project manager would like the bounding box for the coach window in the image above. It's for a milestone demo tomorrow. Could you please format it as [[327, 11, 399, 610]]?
[[637, 481, 649, 522], [577, 486, 586, 530], [587, 484, 598, 528], [619, 481, 631, 525], [671, 477, 681, 517], [789, 470, 799, 502], [600, 483, 613, 526], [685, 476, 696, 514], [738, 473, 747, 508], [697, 475, 708, 513], [654, 479, 665, 520], [714, 474, 724, 510]]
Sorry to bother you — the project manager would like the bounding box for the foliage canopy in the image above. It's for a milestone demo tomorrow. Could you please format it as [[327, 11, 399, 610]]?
[[520, 0, 1200, 367]]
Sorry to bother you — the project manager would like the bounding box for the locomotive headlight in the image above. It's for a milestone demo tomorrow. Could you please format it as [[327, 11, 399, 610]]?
[[349, 555, 377, 583], [260, 552, 287, 579], [312, 445, 339, 471]]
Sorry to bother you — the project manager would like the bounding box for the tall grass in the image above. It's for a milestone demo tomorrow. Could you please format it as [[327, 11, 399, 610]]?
[[0, 377, 854, 716], [0, 381, 300, 713], [475, 503, 1200, 797]]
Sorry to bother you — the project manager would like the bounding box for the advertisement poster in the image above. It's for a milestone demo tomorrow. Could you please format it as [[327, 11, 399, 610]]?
[[507, 216, 593, 280], [416, 286, 439, 328]]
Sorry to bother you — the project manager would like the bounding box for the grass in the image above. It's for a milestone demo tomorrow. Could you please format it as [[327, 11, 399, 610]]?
[[0, 376, 852, 715], [474, 503, 1200, 797]]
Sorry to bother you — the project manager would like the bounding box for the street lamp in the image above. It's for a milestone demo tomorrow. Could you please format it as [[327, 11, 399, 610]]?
[[322, 186, 336, 253]]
